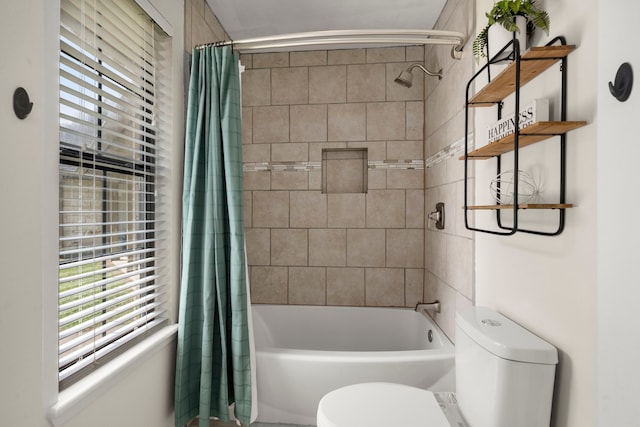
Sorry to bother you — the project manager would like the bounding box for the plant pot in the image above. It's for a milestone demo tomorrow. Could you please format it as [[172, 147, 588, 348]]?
[[488, 15, 527, 61]]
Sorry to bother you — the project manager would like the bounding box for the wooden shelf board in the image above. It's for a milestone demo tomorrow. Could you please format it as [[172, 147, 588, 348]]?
[[459, 121, 587, 160], [468, 45, 577, 106], [466, 203, 574, 210]]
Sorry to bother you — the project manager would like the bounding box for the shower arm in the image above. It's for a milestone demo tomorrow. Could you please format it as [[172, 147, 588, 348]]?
[[408, 63, 442, 79], [196, 29, 466, 59]]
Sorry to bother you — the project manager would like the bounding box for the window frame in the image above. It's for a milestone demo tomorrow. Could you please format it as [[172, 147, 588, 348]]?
[[57, 0, 169, 388]]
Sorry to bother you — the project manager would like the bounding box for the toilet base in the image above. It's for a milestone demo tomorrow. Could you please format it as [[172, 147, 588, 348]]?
[[433, 392, 468, 427]]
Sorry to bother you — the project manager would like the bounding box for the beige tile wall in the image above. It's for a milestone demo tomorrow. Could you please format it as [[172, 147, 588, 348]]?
[[186, 0, 474, 323], [423, 0, 475, 340], [183, 0, 229, 113], [184, 0, 227, 53], [242, 46, 426, 308]]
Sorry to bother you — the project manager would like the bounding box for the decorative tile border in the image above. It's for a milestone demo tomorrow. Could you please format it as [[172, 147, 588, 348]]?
[[243, 159, 424, 172], [368, 160, 424, 170], [243, 161, 321, 172], [425, 133, 474, 169], [242, 136, 473, 172]]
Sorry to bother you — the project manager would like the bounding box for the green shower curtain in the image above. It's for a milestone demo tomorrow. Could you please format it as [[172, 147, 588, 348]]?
[[174, 46, 252, 427]]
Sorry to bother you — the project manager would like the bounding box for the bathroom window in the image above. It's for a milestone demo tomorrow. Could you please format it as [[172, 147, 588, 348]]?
[[58, 0, 169, 387]]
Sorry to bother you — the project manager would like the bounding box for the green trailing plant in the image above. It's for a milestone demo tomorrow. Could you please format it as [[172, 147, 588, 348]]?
[[473, 0, 550, 59]]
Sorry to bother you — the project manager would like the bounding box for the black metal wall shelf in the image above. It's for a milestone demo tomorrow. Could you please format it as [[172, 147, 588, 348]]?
[[462, 36, 586, 236]]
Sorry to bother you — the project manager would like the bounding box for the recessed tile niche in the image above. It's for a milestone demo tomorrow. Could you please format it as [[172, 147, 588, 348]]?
[[321, 148, 368, 194]]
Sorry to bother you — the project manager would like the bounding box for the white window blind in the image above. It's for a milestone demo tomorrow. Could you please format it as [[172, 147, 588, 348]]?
[[59, 0, 169, 386]]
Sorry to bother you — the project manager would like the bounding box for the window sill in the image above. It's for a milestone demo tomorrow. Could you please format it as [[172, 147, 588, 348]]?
[[47, 324, 178, 427]]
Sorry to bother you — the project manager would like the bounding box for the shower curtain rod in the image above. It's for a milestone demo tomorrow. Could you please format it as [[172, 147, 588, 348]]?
[[195, 29, 466, 59]]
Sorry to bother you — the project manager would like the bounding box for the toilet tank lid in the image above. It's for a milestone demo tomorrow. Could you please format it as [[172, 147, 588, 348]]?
[[456, 307, 558, 365]]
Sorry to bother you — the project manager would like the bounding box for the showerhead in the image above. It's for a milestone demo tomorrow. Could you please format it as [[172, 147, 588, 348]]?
[[394, 63, 443, 88], [394, 69, 415, 88]]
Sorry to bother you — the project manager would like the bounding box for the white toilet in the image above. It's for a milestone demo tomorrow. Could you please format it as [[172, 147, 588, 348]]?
[[317, 306, 558, 427]]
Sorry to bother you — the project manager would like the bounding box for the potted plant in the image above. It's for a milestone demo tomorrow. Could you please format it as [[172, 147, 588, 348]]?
[[473, 0, 550, 61]]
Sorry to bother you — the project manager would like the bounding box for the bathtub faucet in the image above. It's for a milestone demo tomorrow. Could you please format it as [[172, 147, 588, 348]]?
[[415, 301, 441, 315]]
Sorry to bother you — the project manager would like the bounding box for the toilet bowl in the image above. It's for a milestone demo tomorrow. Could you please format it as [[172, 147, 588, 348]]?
[[317, 307, 558, 427], [317, 382, 465, 427]]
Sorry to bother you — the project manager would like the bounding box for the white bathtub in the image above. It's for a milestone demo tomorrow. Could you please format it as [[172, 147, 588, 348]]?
[[251, 304, 455, 425]]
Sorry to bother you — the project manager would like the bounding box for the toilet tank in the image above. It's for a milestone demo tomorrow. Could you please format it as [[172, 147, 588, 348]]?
[[455, 307, 558, 427]]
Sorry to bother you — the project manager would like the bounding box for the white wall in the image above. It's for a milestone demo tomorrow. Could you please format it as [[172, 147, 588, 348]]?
[[0, 2, 50, 425], [0, 0, 184, 426], [596, 0, 640, 424], [473, 0, 597, 426], [60, 345, 177, 427]]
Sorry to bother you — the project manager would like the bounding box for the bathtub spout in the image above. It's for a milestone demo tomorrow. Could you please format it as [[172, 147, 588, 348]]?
[[415, 301, 441, 315]]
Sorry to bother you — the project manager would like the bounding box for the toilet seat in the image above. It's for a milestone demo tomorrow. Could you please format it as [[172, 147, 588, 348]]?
[[317, 382, 451, 427]]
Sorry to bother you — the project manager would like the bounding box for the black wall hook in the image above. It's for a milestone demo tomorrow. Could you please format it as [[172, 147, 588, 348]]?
[[13, 87, 33, 119], [609, 63, 633, 102]]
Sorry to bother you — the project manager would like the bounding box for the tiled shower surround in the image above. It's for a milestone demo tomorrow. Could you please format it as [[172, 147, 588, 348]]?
[[241, 47, 427, 308], [187, 0, 475, 337], [423, 0, 474, 338]]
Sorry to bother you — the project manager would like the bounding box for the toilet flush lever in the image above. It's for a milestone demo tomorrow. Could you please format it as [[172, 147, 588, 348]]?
[[481, 318, 502, 327]]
